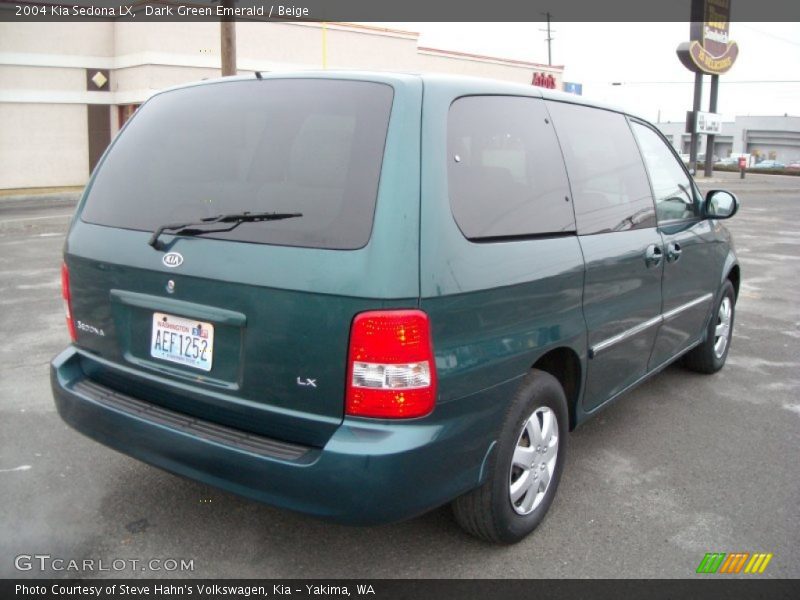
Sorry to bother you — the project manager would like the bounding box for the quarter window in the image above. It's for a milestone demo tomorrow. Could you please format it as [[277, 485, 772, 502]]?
[[630, 121, 700, 222], [447, 96, 575, 239], [546, 101, 656, 235]]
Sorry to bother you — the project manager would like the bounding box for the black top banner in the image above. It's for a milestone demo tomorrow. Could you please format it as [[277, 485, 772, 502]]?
[[2, 0, 800, 22], [3, 579, 800, 600]]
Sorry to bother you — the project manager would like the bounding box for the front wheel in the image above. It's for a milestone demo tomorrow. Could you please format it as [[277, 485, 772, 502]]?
[[452, 369, 568, 544], [683, 280, 736, 374]]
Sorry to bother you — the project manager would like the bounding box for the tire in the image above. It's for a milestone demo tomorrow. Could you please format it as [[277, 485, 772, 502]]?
[[683, 280, 736, 374], [452, 369, 568, 544]]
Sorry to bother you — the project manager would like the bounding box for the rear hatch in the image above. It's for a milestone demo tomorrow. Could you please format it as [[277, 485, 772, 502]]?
[[64, 74, 422, 447]]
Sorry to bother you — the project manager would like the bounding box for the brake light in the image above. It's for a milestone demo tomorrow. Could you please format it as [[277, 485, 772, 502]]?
[[61, 262, 77, 342], [346, 310, 437, 419]]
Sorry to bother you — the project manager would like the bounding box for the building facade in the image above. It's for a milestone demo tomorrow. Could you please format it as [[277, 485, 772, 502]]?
[[656, 115, 800, 164], [0, 20, 564, 190]]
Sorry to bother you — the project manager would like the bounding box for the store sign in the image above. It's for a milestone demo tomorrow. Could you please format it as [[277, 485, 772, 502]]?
[[532, 72, 556, 89], [677, 0, 739, 75], [685, 111, 724, 135], [696, 111, 723, 134]]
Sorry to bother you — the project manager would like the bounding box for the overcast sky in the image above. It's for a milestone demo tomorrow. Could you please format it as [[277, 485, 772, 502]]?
[[373, 22, 800, 123]]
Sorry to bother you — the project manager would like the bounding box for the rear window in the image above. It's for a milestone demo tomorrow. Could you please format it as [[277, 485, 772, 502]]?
[[81, 79, 394, 249]]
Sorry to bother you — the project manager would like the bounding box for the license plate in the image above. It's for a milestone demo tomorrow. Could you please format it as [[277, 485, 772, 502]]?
[[151, 312, 214, 372]]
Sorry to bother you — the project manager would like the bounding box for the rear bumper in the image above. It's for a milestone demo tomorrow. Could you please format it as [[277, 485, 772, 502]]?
[[51, 346, 493, 525]]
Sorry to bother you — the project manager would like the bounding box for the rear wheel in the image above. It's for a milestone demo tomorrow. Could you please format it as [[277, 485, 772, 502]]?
[[452, 369, 568, 544], [683, 280, 736, 374]]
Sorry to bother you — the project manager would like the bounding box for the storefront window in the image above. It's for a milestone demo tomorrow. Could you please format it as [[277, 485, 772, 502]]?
[[118, 104, 140, 128]]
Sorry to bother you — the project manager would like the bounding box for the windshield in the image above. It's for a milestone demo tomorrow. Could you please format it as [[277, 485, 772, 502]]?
[[81, 79, 394, 249]]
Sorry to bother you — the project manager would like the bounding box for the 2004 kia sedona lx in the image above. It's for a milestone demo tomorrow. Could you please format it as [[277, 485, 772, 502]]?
[[51, 72, 740, 543]]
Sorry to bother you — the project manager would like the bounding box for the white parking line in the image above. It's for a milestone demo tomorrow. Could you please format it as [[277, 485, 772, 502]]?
[[0, 214, 71, 224], [0, 465, 32, 473]]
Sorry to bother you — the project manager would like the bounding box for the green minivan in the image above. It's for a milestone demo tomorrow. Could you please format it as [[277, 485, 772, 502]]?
[[51, 72, 740, 543]]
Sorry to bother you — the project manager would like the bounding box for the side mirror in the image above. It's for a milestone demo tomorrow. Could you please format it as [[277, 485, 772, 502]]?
[[704, 189, 739, 219]]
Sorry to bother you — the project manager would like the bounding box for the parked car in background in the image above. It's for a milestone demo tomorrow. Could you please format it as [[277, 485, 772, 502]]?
[[51, 72, 742, 544], [786, 161, 800, 170], [715, 157, 738, 167], [755, 160, 786, 169]]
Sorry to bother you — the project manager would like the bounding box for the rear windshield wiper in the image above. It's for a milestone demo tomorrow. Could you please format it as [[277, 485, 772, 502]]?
[[148, 211, 302, 250]]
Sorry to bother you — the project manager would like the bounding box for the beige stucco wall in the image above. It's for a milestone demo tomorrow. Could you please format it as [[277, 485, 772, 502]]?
[[414, 52, 562, 87], [112, 64, 218, 101], [0, 21, 113, 58], [0, 65, 85, 92], [305, 26, 420, 71], [0, 103, 88, 188]]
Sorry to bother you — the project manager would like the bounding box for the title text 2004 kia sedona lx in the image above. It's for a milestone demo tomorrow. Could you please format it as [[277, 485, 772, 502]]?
[[51, 72, 740, 543]]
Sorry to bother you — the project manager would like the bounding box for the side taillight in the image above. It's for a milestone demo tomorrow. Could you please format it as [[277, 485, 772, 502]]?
[[61, 262, 77, 342], [346, 310, 437, 419]]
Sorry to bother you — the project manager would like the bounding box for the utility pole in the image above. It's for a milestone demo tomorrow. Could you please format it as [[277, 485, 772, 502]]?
[[220, 0, 237, 76], [539, 13, 555, 66]]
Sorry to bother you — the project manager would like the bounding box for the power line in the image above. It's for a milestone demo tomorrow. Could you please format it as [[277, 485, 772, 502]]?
[[606, 80, 800, 85], [738, 24, 800, 48]]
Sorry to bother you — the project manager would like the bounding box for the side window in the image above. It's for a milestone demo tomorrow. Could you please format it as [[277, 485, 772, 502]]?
[[447, 96, 574, 239], [546, 101, 656, 235], [630, 121, 700, 222]]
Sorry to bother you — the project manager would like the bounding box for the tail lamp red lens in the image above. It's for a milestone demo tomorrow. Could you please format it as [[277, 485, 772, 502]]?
[[61, 262, 77, 342], [346, 310, 437, 419]]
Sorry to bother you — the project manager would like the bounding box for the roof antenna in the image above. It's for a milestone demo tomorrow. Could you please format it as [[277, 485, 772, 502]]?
[[255, 71, 263, 79]]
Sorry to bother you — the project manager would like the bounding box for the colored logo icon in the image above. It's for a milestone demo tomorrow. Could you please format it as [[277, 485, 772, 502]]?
[[696, 552, 774, 574]]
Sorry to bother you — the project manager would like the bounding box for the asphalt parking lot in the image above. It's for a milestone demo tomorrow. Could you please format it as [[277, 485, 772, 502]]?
[[1, 172, 798, 579]]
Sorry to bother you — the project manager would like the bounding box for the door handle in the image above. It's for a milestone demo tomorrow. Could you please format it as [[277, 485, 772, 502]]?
[[645, 244, 663, 267], [667, 242, 682, 262]]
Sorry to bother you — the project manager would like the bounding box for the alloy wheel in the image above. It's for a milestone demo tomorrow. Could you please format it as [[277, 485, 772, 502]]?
[[509, 406, 559, 515], [714, 296, 732, 358]]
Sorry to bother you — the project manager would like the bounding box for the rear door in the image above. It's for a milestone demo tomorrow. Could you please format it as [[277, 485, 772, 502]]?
[[419, 90, 586, 414], [66, 75, 423, 447], [546, 101, 662, 411], [629, 121, 720, 368]]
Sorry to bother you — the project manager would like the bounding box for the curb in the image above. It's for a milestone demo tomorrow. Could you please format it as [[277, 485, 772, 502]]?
[[0, 192, 81, 212], [0, 214, 72, 233]]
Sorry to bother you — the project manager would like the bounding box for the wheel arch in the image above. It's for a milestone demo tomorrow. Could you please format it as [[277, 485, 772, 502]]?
[[726, 263, 741, 301], [720, 247, 740, 302], [531, 346, 582, 431]]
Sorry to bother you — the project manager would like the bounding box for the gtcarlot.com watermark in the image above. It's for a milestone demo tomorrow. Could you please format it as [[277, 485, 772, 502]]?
[[14, 554, 195, 573]]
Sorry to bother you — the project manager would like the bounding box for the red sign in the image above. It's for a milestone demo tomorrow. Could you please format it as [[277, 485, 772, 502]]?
[[532, 72, 556, 89]]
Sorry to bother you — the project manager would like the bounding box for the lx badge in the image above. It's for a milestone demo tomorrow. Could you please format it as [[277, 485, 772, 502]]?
[[297, 377, 317, 388]]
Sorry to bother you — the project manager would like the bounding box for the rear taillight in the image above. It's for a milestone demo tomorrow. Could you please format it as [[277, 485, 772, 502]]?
[[61, 262, 77, 342], [346, 310, 437, 419]]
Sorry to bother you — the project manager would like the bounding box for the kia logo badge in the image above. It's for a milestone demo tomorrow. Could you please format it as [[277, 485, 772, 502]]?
[[162, 252, 184, 268]]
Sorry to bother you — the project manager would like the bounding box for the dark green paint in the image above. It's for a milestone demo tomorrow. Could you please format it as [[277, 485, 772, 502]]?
[[51, 72, 738, 525]]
